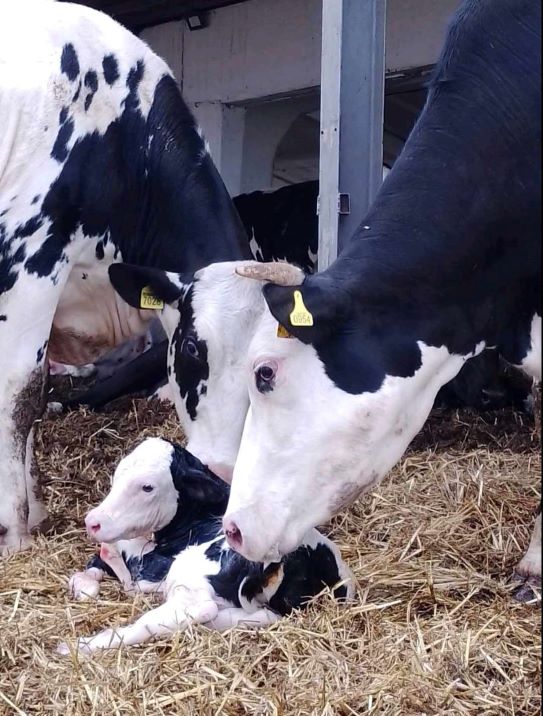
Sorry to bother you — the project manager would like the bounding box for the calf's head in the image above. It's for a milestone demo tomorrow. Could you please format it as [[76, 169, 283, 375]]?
[[109, 261, 278, 481], [222, 263, 474, 562], [85, 438, 226, 542]]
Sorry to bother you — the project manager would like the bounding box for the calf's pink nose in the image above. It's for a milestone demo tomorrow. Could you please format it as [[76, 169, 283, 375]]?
[[85, 512, 101, 538]]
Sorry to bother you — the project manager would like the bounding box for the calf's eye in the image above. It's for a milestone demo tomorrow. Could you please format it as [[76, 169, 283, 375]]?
[[142, 484, 154, 493]]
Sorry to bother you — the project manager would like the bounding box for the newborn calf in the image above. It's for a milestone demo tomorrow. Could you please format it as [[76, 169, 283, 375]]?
[[62, 438, 353, 654]]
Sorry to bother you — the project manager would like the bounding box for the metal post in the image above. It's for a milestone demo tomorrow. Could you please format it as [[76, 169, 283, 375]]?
[[318, 0, 386, 270]]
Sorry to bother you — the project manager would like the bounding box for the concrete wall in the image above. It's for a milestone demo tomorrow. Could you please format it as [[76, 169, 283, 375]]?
[[141, 0, 460, 193]]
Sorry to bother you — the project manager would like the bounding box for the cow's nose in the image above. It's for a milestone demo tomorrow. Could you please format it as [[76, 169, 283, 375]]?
[[223, 518, 243, 551]]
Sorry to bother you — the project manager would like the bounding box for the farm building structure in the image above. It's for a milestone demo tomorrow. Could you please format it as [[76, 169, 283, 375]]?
[[66, 0, 459, 267]]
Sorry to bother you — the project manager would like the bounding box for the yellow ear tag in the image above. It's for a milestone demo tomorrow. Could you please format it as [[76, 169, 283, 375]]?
[[277, 323, 294, 339], [289, 290, 313, 327], [140, 286, 164, 310]]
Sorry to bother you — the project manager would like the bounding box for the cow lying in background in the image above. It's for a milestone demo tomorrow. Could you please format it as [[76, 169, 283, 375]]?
[[61, 438, 353, 654]]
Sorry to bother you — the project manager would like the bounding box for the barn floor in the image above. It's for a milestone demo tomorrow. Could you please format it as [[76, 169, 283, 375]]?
[[0, 396, 540, 716]]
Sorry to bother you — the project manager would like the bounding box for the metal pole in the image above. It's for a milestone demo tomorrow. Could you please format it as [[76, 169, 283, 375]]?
[[318, 0, 386, 270]]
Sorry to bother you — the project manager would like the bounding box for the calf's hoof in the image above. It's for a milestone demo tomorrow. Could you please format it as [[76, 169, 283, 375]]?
[[69, 572, 101, 601]]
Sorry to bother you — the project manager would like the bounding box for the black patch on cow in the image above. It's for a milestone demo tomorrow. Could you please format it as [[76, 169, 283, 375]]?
[[102, 54, 120, 85], [0, 242, 27, 295], [268, 544, 347, 615], [36, 340, 48, 364], [31, 195, 41, 205], [84, 70, 98, 111], [208, 548, 263, 607], [59, 107, 69, 125], [0, 315, 7, 321], [51, 115, 74, 163], [13, 215, 43, 239], [171, 285, 209, 421], [124, 60, 144, 112], [95, 241, 105, 260], [60, 43, 80, 81], [126, 551, 173, 584], [73, 80, 82, 103]]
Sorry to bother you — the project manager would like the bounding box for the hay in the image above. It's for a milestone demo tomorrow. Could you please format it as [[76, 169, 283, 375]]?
[[0, 401, 540, 716]]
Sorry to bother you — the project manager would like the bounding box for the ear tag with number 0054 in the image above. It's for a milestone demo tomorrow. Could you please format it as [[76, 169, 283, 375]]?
[[289, 290, 313, 327]]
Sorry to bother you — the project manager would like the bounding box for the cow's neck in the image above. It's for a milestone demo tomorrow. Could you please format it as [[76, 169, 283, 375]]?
[[324, 53, 539, 356], [110, 76, 249, 272]]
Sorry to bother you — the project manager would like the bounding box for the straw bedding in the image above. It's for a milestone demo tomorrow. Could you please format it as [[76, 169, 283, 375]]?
[[0, 392, 540, 715]]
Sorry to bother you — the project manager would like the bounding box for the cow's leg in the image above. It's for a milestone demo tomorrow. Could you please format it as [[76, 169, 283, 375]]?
[[26, 426, 50, 533], [513, 380, 541, 602], [0, 276, 67, 553], [0, 361, 48, 553]]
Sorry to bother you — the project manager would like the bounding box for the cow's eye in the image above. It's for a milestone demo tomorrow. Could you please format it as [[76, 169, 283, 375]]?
[[184, 337, 199, 358], [142, 484, 154, 493], [255, 363, 276, 393]]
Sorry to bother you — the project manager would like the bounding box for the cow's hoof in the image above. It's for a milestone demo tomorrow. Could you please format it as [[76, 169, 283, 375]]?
[[0, 530, 33, 556], [512, 573, 541, 603], [30, 514, 54, 536]]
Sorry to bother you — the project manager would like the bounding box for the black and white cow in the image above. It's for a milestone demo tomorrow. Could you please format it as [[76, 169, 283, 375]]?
[[109, 0, 541, 592], [60, 438, 353, 654], [0, 1, 251, 551], [66, 175, 530, 414]]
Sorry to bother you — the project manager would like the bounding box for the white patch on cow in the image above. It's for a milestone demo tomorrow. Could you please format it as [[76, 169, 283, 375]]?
[[518, 313, 541, 381], [84, 437, 178, 543], [170, 261, 267, 472], [225, 308, 479, 562]]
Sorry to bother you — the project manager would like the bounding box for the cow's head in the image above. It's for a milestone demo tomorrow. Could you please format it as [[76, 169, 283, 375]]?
[[221, 262, 472, 562], [109, 261, 272, 481]]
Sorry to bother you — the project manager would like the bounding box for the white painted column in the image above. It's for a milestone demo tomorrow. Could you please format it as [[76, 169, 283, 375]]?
[[192, 101, 246, 196]]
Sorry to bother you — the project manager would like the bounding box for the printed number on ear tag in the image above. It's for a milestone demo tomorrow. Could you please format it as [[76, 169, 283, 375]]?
[[140, 286, 164, 310], [289, 290, 313, 327], [277, 323, 294, 339]]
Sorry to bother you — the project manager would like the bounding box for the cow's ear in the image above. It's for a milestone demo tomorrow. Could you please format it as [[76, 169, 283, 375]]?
[[108, 263, 188, 310], [263, 278, 345, 344]]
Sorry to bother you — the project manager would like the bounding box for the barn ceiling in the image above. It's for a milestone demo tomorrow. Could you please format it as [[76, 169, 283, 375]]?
[[62, 0, 249, 31]]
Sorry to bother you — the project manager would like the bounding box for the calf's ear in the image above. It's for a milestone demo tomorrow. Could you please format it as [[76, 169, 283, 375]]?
[[170, 447, 229, 506], [108, 263, 190, 310]]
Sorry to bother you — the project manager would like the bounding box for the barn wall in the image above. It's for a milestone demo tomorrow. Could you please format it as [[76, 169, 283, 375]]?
[[141, 0, 459, 193]]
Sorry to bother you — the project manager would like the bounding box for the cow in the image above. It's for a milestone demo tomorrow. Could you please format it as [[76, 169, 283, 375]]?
[[0, 0, 250, 552], [109, 0, 541, 596], [59, 437, 353, 654], [66, 178, 530, 413]]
